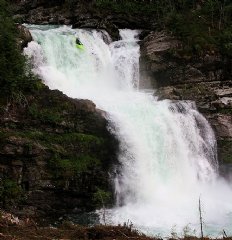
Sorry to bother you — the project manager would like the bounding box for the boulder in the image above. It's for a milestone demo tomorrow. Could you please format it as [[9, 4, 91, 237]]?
[[16, 24, 33, 50]]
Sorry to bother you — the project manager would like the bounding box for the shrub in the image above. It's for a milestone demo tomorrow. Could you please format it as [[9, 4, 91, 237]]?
[[0, 179, 23, 206], [95, 0, 232, 56], [0, 0, 36, 96], [93, 187, 111, 208]]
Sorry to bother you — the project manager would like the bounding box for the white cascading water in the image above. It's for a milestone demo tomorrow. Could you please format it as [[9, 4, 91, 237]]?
[[24, 25, 232, 237]]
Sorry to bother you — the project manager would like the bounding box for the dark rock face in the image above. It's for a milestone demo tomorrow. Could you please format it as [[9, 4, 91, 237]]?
[[12, 0, 157, 41], [0, 86, 118, 222], [13, 0, 119, 39], [140, 31, 232, 165], [16, 24, 33, 50]]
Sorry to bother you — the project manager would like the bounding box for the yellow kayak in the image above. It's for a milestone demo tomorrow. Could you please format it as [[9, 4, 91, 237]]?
[[76, 44, 84, 50]]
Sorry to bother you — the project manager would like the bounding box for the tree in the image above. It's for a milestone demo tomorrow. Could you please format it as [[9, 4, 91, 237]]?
[[0, 0, 34, 96]]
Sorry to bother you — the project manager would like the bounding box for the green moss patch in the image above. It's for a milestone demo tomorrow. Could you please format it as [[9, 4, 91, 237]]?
[[0, 179, 23, 207], [51, 154, 101, 175]]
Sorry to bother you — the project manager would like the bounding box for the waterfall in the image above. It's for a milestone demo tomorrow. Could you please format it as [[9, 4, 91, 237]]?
[[24, 25, 232, 237]]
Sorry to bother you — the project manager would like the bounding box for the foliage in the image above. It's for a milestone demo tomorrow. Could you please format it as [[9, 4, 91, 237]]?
[[0, 179, 23, 206], [29, 103, 62, 124], [93, 187, 111, 207], [48, 153, 103, 192], [0, 130, 104, 148], [0, 0, 36, 96], [167, 0, 232, 56], [95, 0, 169, 17], [219, 26, 232, 56], [51, 154, 101, 177], [95, 0, 232, 56]]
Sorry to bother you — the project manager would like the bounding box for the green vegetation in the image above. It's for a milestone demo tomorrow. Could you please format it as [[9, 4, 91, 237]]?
[[95, 0, 160, 16], [29, 103, 63, 124], [218, 108, 232, 115], [167, 0, 232, 56], [0, 131, 104, 147], [50, 155, 101, 177], [0, 179, 23, 206], [95, 0, 232, 56], [0, 128, 111, 208], [0, 130, 105, 161], [93, 187, 111, 207], [0, 129, 107, 181], [0, 0, 37, 96]]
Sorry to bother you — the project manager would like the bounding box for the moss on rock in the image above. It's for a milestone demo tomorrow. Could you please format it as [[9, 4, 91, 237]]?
[[0, 85, 118, 219]]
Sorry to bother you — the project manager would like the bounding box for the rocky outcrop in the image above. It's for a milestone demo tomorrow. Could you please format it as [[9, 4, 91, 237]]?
[[13, 0, 119, 39], [16, 24, 33, 50], [12, 0, 157, 41], [0, 85, 118, 222], [140, 31, 232, 165]]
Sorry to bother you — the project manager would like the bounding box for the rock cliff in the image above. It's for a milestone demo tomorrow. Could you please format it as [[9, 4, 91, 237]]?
[[140, 31, 232, 165], [0, 85, 118, 222], [12, 0, 156, 40]]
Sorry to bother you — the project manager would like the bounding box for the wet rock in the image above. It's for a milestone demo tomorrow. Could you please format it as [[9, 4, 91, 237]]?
[[215, 88, 232, 97], [209, 114, 232, 139], [212, 97, 232, 109], [16, 24, 33, 50], [141, 31, 180, 57], [140, 31, 228, 88]]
